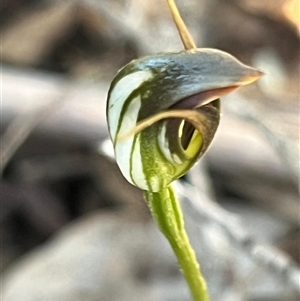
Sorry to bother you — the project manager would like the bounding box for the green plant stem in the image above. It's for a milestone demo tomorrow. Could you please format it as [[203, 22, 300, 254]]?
[[144, 185, 210, 301]]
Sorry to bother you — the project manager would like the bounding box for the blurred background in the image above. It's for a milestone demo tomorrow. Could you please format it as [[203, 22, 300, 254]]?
[[1, 0, 299, 300]]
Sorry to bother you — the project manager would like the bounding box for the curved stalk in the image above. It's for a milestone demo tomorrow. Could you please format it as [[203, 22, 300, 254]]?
[[144, 185, 210, 301], [166, 0, 196, 49]]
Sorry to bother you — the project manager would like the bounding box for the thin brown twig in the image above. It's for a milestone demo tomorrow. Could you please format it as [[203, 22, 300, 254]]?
[[165, 0, 197, 50]]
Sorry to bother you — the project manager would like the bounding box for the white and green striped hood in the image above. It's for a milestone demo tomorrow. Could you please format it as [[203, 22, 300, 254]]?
[[107, 48, 262, 192]]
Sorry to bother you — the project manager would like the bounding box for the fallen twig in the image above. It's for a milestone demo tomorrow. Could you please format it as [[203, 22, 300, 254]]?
[[0, 85, 71, 175]]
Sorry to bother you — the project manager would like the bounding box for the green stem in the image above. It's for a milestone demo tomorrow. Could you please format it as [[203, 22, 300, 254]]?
[[144, 185, 210, 301]]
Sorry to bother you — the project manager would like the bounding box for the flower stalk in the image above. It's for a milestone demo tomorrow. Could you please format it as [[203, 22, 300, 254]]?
[[145, 186, 210, 301]]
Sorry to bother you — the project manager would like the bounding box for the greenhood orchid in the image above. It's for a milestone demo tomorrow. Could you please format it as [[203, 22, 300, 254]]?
[[107, 48, 262, 192], [106, 1, 262, 300]]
